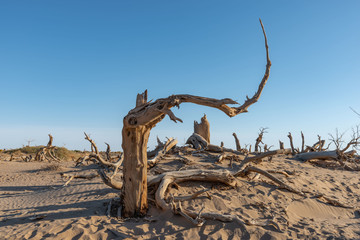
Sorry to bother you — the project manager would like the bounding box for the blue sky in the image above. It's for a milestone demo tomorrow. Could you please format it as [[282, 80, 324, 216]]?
[[1, 1, 359, 151]]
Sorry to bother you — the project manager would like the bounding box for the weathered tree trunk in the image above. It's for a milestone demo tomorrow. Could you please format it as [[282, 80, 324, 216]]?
[[279, 140, 284, 150], [121, 124, 152, 217], [194, 114, 210, 143]]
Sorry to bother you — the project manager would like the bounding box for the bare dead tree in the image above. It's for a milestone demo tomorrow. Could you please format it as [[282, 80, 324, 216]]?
[[119, 19, 271, 217], [329, 128, 345, 150], [35, 134, 59, 162], [254, 127, 268, 153]]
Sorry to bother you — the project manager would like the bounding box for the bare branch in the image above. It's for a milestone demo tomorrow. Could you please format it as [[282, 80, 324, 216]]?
[[124, 19, 271, 129]]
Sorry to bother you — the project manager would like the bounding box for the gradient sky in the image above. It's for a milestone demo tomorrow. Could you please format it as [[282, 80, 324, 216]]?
[[1, 1, 360, 151]]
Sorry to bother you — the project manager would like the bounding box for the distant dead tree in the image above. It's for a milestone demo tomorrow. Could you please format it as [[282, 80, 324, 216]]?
[[35, 134, 59, 162], [25, 139, 35, 147], [254, 127, 268, 153]]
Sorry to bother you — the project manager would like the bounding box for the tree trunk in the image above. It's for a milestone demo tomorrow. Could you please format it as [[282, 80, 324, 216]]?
[[121, 124, 151, 217], [194, 114, 210, 143]]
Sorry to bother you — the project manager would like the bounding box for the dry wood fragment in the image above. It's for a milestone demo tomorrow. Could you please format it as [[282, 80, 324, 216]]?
[[296, 151, 338, 161], [186, 133, 208, 150], [235, 149, 291, 175], [242, 166, 304, 196], [61, 172, 99, 186], [148, 138, 178, 167]]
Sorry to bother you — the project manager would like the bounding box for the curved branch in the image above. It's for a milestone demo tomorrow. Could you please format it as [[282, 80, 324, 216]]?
[[124, 19, 271, 129]]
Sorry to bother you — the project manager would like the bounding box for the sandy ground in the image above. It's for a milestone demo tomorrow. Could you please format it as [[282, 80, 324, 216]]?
[[1, 152, 360, 240]]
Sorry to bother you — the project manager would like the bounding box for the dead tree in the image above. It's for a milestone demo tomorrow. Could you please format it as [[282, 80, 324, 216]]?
[[301, 131, 305, 152], [119, 19, 271, 217], [254, 127, 267, 153], [35, 134, 59, 162], [287, 132, 296, 155], [194, 114, 210, 143], [279, 140, 284, 150], [232, 133, 241, 151]]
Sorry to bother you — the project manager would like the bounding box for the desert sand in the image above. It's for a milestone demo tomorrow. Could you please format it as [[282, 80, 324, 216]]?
[[1, 147, 359, 240]]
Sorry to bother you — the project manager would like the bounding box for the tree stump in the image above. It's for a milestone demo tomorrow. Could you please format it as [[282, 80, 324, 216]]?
[[194, 114, 210, 143]]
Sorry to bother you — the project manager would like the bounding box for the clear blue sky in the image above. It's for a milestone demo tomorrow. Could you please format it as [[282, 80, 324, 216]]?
[[1, 1, 359, 151]]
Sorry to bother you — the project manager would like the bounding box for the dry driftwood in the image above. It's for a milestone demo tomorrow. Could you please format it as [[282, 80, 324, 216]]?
[[186, 133, 208, 150], [296, 151, 338, 161], [235, 149, 291, 174], [242, 166, 304, 196], [83, 133, 124, 190], [194, 114, 210, 143], [61, 172, 99, 186], [148, 138, 178, 167]]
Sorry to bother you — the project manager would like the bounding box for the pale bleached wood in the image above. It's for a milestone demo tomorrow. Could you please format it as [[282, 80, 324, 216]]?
[[186, 133, 208, 150], [295, 151, 338, 161], [148, 138, 178, 167], [234, 149, 291, 175], [149, 169, 236, 188]]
